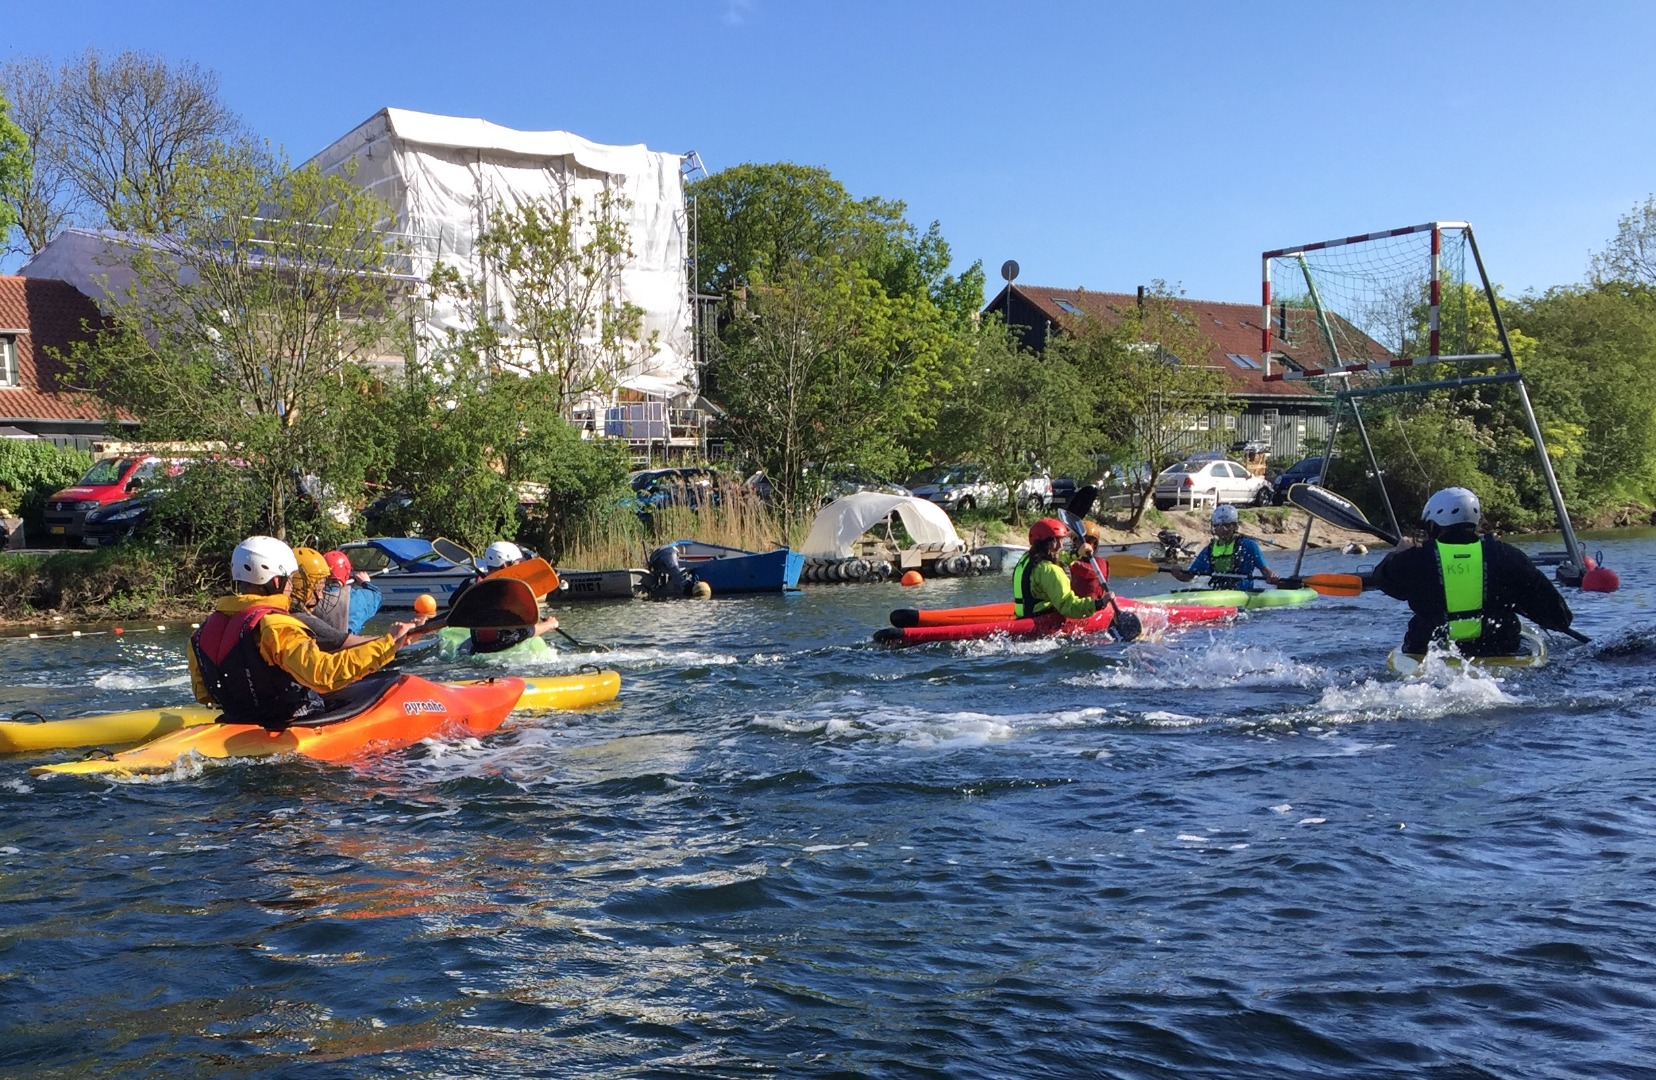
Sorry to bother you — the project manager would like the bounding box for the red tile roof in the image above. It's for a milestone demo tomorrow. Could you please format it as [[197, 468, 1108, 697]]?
[[990, 285, 1331, 400], [0, 276, 120, 423]]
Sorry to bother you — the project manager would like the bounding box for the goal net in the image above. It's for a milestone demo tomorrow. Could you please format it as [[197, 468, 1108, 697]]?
[[1260, 222, 1506, 381]]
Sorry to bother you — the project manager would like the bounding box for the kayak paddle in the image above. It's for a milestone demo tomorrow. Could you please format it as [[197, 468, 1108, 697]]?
[[431, 537, 611, 651], [1285, 484, 1401, 545], [1281, 572, 1592, 643]]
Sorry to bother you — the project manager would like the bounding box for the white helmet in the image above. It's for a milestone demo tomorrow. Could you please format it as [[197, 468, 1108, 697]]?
[[482, 540, 523, 569], [1422, 487, 1481, 529], [232, 535, 298, 585], [1210, 504, 1240, 527]]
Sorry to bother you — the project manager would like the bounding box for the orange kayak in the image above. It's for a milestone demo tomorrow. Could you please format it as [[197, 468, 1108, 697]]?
[[31, 671, 614, 779]]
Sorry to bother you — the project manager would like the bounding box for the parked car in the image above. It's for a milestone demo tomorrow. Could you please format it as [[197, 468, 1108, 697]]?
[[80, 488, 167, 546], [629, 467, 722, 512], [1052, 456, 1154, 511], [1269, 456, 1326, 505], [43, 455, 175, 543], [1152, 458, 1271, 510], [806, 463, 910, 504], [903, 463, 1052, 515]]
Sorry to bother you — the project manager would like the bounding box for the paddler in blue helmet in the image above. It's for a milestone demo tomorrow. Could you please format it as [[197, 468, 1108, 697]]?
[[1369, 486, 1574, 657], [1013, 517, 1107, 621], [1169, 503, 1280, 588], [187, 535, 428, 729]]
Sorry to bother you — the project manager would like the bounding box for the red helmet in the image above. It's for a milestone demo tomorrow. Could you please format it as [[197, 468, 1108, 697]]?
[[1028, 517, 1068, 545], [323, 550, 353, 584]]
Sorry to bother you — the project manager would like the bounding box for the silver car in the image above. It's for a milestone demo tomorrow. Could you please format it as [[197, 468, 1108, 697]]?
[[904, 463, 1052, 515], [1153, 459, 1271, 510]]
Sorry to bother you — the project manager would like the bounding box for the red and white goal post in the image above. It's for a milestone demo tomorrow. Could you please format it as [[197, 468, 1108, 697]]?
[[1259, 222, 1512, 382]]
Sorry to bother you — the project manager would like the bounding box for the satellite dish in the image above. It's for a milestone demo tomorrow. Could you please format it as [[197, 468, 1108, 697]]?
[[1000, 260, 1020, 283]]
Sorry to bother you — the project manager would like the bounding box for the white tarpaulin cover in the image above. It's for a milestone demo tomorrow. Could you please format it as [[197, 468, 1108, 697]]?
[[302, 108, 694, 396], [801, 493, 964, 558]]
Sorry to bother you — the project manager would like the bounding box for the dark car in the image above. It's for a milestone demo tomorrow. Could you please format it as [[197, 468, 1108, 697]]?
[[80, 489, 166, 546], [629, 467, 722, 512], [1270, 456, 1327, 505]]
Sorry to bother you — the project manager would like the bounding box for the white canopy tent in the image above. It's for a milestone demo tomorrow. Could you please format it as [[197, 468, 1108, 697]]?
[[801, 493, 965, 559], [302, 108, 696, 398]]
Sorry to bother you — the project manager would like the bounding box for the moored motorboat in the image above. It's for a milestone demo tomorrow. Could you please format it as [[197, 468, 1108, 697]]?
[[338, 538, 474, 609], [658, 540, 804, 594], [557, 568, 647, 600], [9, 669, 619, 757]]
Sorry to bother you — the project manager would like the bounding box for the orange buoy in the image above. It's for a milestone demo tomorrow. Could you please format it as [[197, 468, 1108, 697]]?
[[900, 570, 924, 587], [414, 594, 438, 616]]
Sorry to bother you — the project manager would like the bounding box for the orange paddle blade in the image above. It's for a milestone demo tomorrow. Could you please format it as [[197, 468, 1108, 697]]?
[[494, 557, 560, 598], [1300, 572, 1366, 598]]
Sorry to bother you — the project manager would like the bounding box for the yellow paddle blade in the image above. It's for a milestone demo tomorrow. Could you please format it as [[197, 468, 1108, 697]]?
[[1104, 554, 1163, 578]]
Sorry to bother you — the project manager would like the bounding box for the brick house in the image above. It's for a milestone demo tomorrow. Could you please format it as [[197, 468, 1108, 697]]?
[[985, 284, 1335, 463], [0, 275, 127, 448]]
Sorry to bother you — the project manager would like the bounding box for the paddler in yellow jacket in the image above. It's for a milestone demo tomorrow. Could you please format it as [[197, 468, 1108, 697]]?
[[1013, 517, 1107, 620], [188, 535, 427, 729]]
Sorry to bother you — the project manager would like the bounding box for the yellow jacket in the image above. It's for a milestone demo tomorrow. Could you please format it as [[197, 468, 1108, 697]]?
[[189, 592, 398, 706]]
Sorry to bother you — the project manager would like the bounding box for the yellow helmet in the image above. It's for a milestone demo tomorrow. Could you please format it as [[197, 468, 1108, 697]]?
[[292, 546, 330, 607]]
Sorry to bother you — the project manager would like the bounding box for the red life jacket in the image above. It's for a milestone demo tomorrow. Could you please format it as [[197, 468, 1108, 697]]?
[[191, 605, 317, 727]]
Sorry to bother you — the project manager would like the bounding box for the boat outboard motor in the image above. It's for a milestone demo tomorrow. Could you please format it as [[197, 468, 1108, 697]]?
[[646, 544, 699, 599]]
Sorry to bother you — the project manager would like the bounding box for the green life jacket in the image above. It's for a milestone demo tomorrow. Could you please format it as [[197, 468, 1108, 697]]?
[[1208, 538, 1238, 575], [1435, 539, 1485, 641], [1013, 552, 1046, 619]]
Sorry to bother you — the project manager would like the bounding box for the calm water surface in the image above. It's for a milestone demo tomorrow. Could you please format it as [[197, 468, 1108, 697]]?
[[3, 532, 1656, 1078]]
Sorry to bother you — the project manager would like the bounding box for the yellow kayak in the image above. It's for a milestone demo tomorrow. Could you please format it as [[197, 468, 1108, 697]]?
[[1387, 627, 1548, 676], [3, 669, 620, 755]]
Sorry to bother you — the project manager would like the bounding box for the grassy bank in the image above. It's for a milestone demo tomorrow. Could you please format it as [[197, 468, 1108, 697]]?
[[0, 546, 221, 627]]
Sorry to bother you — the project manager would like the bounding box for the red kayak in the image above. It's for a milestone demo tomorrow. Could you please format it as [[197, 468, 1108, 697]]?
[[887, 597, 1236, 630], [875, 605, 1121, 647]]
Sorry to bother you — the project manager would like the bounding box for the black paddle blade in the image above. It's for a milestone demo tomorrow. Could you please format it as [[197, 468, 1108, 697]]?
[[1111, 608, 1143, 642], [448, 577, 540, 629], [1066, 485, 1098, 518], [431, 537, 478, 569], [1285, 483, 1400, 545]]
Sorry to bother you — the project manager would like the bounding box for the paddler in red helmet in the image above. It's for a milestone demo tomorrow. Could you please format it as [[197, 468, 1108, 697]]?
[[1012, 517, 1107, 621]]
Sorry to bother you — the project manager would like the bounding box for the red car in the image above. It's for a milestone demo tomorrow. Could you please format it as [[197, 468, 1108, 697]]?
[[43, 456, 168, 542]]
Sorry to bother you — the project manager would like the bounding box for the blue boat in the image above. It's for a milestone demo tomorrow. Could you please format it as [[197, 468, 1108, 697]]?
[[670, 540, 803, 594], [338, 538, 474, 609]]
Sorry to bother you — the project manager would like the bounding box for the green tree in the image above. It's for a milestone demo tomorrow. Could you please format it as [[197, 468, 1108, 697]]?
[[0, 90, 27, 247], [0, 48, 243, 244], [1590, 195, 1656, 289], [928, 321, 1091, 520], [709, 254, 953, 511], [690, 162, 985, 327], [1506, 283, 1656, 508], [63, 144, 411, 538], [1047, 285, 1229, 526], [431, 190, 656, 415]]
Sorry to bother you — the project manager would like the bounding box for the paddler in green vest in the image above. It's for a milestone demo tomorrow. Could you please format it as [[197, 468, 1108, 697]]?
[[1169, 504, 1280, 588], [1013, 517, 1108, 620], [1369, 486, 1574, 657]]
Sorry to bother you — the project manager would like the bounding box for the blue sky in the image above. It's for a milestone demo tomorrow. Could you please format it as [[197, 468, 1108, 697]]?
[[6, 0, 1654, 302]]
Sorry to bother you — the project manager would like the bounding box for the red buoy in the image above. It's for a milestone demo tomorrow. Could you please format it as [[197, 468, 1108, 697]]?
[[1582, 566, 1620, 592]]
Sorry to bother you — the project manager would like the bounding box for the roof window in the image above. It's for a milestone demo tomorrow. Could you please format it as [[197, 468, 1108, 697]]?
[[1227, 353, 1262, 370]]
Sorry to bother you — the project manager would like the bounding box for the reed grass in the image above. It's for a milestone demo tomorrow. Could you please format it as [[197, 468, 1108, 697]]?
[[558, 477, 807, 570]]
